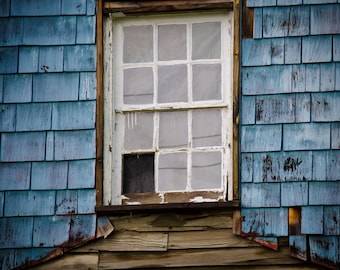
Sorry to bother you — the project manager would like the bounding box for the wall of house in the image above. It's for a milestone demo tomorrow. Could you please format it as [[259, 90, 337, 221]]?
[[0, 0, 97, 268], [240, 0, 340, 268]]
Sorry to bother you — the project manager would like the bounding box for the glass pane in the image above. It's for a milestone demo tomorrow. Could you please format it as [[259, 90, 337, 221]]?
[[158, 24, 187, 61], [124, 112, 154, 150], [123, 25, 153, 63], [158, 65, 188, 103], [123, 67, 154, 104], [192, 64, 221, 101], [192, 151, 221, 190], [158, 152, 187, 191], [192, 22, 221, 60], [192, 109, 221, 147], [123, 153, 154, 194], [159, 111, 188, 148]]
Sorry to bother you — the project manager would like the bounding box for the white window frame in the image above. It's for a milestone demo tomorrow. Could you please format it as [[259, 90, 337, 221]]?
[[103, 11, 234, 206]]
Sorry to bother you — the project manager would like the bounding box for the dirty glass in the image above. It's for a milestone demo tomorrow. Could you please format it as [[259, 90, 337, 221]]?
[[123, 25, 153, 63], [159, 111, 188, 148], [158, 24, 187, 61], [123, 67, 154, 104], [192, 64, 221, 101], [158, 64, 188, 103], [124, 112, 154, 150], [158, 152, 187, 191], [192, 151, 221, 189], [192, 22, 221, 60], [192, 109, 221, 147]]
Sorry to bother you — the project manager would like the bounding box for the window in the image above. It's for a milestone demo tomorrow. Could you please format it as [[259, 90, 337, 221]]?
[[103, 12, 234, 205]]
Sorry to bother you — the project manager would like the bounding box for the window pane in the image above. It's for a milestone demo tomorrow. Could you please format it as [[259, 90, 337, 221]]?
[[124, 112, 154, 150], [158, 65, 188, 103], [158, 24, 187, 61], [192, 64, 221, 101], [192, 22, 221, 60], [159, 111, 188, 148], [123, 153, 154, 194], [158, 152, 187, 191], [123, 67, 154, 104], [192, 151, 221, 190], [123, 25, 153, 63], [192, 109, 221, 147]]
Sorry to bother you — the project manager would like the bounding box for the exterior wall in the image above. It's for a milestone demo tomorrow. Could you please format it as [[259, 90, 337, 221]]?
[[0, 0, 97, 269], [240, 0, 340, 268]]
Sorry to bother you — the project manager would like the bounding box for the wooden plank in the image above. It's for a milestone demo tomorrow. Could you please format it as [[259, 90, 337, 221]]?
[[168, 229, 259, 249], [32, 254, 98, 270], [74, 231, 168, 252]]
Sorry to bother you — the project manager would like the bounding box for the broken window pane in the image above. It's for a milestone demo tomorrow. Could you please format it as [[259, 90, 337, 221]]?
[[123, 153, 154, 194], [192, 109, 221, 147], [123, 67, 154, 104], [123, 25, 153, 63], [158, 24, 187, 61], [158, 152, 187, 191], [158, 64, 188, 103], [124, 112, 154, 150], [159, 111, 188, 148], [192, 22, 221, 60], [192, 64, 221, 101], [192, 151, 221, 190]]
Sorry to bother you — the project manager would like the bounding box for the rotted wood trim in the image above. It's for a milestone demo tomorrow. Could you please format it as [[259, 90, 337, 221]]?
[[103, 0, 234, 14]]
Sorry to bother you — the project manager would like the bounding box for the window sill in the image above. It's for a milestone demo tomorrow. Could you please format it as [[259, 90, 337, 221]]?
[[95, 200, 239, 215]]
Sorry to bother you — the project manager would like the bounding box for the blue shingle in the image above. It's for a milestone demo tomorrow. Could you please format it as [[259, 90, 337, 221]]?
[[1, 132, 46, 162], [271, 38, 284, 65], [336, 63, 340, 91], [54, 130, 96, 160], [33, 73, 79, 102], [0, 217, 33, 248], [247, 0, 276, 7], [0, 47, 18, 74], [241, 153, 253, 183], [313, 151, 340, 181], [331, 123, 340, 149], [0, 104, 16, 132], [263, 7, 289, 38], [33, 216, 70, 247], [68, 159, 95, 189], [77, 189, 96, 214], [309, 181, 340, 205], [304, 0, 337, 3], [242, 66, 292, 95], [241, 208, 265, 236], [0, 192, 3, 216], [296, 93, 311, 123], [255, 94, 295, 124], [301, 206, 323, 234], [289, 6, 310, 36], [241, 96, 255, 125], [320, 63, 335, 91], [19, 46, 39, 73], [0, 0, 10, 17], [305, 64, 320, 92], [0, 18, 23, 46], [77, 16, 96, 44], [16, 103, 52, 131], [87, 0, 96, 15], [52, 101, 95, 130], [285, 37, 301, 64], [309, 236, 339, 268], [55, 190, 78, 214], [302, 35, 332, 63], [264, 208, 288, 236], [241, 183, 281, 207], [62, 0, 87, 15], [334, 35, 340, 62], [46, 131, 54, 161], [253, 151, 312, 182], [31, 162, 68, 190], [289, 236, 307, 260], [38, 46, 63, 73], [291, 65, 305, 92], [0, 75, 3, 102], [241, 125, 282, 152], [253, 8, 263, 39], [277, 0, 302, 5], [68, 214, 96, 246], [281, 182, 308, 206], [64, 45, 96, 71], [310, 4, 340, 35], [23, 17, 76, 45], [4, 191, 55, 217], [79, 72, 96, 100], [324, 206, 340, 235], [283, 123, 330, 150], [0, 163, 31, 191], [3, 74, 32, 103], [11, 0, 61, 16], [242, 39, 271, 66], [312, 92, 340, 122]]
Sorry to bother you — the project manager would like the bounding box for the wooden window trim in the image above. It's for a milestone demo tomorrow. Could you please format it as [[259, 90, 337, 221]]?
[[96, 0, 240, 207]]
